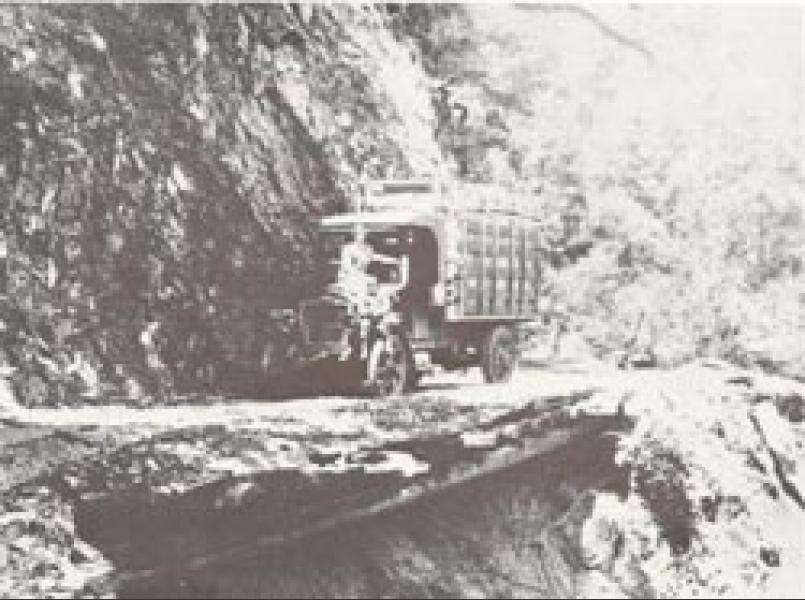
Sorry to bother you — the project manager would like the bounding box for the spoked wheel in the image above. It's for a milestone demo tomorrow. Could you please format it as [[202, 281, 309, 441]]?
[[481, 324, 518, 383], [366, 333, 413, 397]]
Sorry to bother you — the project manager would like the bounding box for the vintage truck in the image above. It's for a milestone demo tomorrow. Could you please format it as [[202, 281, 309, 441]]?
[[270, 179, 542, 396]]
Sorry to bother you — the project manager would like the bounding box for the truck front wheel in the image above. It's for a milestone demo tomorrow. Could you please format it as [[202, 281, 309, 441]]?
[[481, 325, 517, 383], [366, 333, 414, 396]]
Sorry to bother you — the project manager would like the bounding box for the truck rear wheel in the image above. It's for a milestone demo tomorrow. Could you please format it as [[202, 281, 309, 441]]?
[[366, 333, 414, 397], [481, 325, 517, 383]]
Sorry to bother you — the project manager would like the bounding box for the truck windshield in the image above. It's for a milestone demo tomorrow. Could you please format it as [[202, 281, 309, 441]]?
[[318, 232, 350, 287]]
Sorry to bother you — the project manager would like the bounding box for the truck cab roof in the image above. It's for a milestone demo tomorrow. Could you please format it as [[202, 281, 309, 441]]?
[[320, 211, 441, 232]]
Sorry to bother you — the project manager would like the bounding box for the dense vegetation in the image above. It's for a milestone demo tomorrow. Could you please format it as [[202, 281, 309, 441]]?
[[421, 5, 804, 377], [0, 4, 802, 406]]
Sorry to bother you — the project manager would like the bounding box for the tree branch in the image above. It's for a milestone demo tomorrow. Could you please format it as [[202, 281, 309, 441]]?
[[514, 3, 655, 65]]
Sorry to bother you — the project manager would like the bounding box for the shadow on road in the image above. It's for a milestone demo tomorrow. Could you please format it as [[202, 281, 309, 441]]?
[[79, 412, 630, 599]]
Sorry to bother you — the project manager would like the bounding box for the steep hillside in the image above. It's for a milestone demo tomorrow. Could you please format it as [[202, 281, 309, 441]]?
[[0, 4, 442, 405]]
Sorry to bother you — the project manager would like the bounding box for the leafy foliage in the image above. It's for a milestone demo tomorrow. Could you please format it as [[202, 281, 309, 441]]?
[[431, 5, 804, 374]]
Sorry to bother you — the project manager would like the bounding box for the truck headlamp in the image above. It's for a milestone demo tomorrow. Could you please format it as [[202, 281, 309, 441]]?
[[431, 283, 445, 305]]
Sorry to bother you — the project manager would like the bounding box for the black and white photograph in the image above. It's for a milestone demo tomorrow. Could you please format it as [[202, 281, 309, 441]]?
[[0, 1, 803, 598]]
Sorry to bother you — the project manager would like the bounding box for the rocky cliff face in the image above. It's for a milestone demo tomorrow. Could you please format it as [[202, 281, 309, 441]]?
[[0, 4, 443, 405]]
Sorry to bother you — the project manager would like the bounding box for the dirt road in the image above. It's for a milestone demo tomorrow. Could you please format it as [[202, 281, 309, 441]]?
[[1, 361, 627, 598], [3, 360, 802, 599]]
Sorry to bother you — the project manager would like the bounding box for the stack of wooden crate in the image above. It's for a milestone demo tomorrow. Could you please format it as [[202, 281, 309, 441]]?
[[451, 215, 539, 319], [445, 185, 541, 322]]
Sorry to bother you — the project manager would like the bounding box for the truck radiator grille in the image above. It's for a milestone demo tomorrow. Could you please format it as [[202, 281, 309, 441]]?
[[300, 300, 348, 344]]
